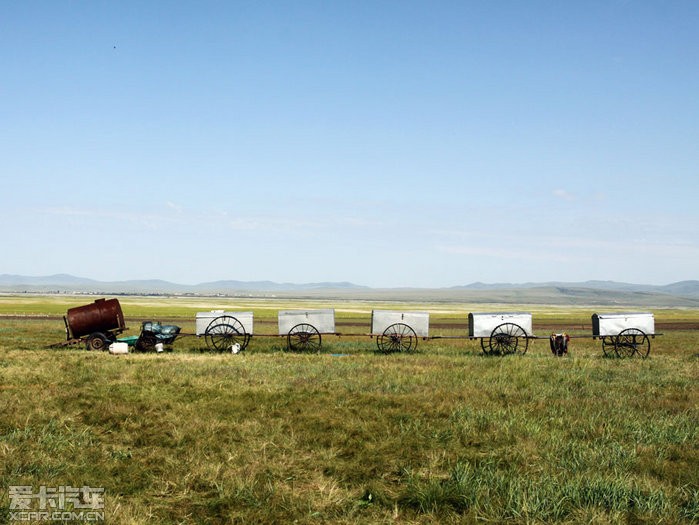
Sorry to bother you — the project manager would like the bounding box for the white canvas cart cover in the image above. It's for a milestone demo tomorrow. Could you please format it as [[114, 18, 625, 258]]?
[[371, 310, 430, 337], [468, 312, 533, 338], [592, 312, 655, 337], [195, 310, 254, 336], [278, 309, 335, 335]]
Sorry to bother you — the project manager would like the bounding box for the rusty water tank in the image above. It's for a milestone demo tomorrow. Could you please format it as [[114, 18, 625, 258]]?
[[65, 298, 125, 339]]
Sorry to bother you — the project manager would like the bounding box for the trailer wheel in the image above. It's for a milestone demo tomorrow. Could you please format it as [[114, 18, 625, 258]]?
[[205, 316, 249, 352], [287, 323, 321, 352], [615, 328, 650, 358], [377, 323, 417, 353], [86, 332, 109, 351], [488, 323, 528, 355]]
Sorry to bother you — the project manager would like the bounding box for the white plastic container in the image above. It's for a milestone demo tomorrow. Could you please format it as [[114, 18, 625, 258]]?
[[108, 342, 129, 355]]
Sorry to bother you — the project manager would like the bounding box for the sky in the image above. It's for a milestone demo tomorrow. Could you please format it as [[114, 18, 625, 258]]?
[[1, 1, 698, 288]]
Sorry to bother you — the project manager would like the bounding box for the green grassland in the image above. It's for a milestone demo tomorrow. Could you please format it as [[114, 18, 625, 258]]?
[[1, 295, 697, 524]]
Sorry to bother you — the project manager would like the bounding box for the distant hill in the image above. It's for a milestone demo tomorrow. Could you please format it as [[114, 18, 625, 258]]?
[[452, 280, 699, 293], [0, 274, 368, 295], [196, 280, 367, 292], [656, 280, 699, 296], [0, 273, 100, 286], [0, 274, 698, 307], [452, 280, 699, 298]]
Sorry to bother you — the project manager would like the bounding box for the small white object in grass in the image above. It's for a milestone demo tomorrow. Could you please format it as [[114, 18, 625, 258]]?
[[109, 342, 129, 354]]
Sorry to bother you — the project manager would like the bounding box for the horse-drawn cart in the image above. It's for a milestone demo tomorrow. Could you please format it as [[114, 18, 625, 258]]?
[[371, 310, 429, 353], [278, 309, 335, 352], [195, 310, 253, 352], [592, 312, 654, 358], [469, 312, 534, 355]]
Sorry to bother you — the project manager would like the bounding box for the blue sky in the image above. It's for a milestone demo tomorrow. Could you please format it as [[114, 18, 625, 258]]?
[[2, 1, 697, 287]]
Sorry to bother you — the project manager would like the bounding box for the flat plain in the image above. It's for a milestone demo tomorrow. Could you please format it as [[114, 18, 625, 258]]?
[[1, 295, 697, 524]]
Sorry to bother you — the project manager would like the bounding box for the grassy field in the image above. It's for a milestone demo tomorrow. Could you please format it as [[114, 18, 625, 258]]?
[[1, 295, 697, 524]]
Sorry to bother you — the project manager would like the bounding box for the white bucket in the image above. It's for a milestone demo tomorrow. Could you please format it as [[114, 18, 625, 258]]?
[[231, 343, 241, 354], [109, 342, 129, 355], [155, 343, 164, 353]]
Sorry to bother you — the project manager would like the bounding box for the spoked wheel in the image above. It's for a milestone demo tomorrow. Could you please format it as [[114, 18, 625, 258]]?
[[601, 336, 615, 357], [480, 338, 492, 355], [205, 316, 249, 352], [377, 323, 417, 354], [86, 332, 109, 351], [615, 328, 650, 358], [287, 323, 321, 352], [488, 323, 529, 355]]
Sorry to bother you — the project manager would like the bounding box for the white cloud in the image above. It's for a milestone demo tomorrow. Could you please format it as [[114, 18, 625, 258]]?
[[552, 189, 575, 201], [166, 201, 184, 213]]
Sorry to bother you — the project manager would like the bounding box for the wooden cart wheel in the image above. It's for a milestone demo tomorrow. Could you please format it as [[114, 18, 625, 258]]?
[[86, 332, 109, 351], [488, 323, 528, 355], [480, 338, 492, 355], [287, 323, 321, 352], [377, 323, 417, 353], [614, 328, 650, 358], [601, 336, 615, 357], [205, 316, 249, 352]]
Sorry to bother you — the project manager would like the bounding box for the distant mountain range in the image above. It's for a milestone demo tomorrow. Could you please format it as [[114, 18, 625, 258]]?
[[451, 280, 699, 295], [0, 274, 369, 294], [1, 274, 698, 307]]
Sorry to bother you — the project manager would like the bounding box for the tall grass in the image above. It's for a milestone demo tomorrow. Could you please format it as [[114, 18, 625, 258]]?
[[1, 299, 697, 523]]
